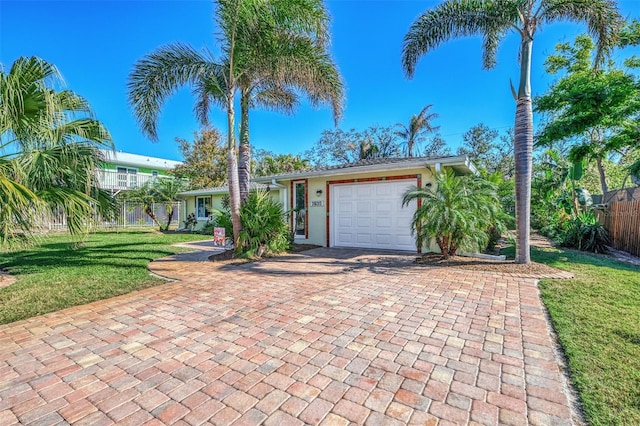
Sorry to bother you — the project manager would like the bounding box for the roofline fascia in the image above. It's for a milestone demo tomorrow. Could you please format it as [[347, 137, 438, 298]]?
[[178, 185, 281, 197], [254, 155, 474, 182]]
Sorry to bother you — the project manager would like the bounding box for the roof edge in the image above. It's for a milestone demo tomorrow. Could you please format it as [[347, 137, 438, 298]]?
[[254, 155, 474, 181]]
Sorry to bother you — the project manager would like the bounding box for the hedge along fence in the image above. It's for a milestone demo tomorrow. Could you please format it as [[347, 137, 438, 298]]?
[[598, 200, 640, 257]]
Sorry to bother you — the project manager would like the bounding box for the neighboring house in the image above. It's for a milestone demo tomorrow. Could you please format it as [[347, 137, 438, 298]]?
[[178, 155, 477, 252], [98, 150, 182, 194]]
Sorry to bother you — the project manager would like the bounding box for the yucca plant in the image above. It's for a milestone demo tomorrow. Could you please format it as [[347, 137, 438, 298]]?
[[238, 190, 289, 258], [403, 170, 503, 259]]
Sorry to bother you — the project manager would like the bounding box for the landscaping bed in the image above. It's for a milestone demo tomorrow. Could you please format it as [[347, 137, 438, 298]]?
[[414, 252, 565, 276]]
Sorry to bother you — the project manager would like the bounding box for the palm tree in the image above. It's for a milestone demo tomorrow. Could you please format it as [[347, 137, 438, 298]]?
[[402, 0, 621, 264], [0, 56, 114, 244], [236, 37, 344, 203], [402, 170, 502, 259], [120, 178, 186, 230], [395, 105, 440, 157], [128, 0, 343, 249]]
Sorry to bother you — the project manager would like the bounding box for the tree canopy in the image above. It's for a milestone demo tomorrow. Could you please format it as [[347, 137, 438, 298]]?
[[172, 128, 227, 190], [535, 33, 640, 194], [0, 56, 114, 245]]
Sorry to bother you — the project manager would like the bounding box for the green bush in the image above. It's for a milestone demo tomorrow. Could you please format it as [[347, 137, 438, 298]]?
[[403, 170, 504, 258], [561, 211, 610, 253], [238, 190, 289, 257], [199, 220, 215, 236]]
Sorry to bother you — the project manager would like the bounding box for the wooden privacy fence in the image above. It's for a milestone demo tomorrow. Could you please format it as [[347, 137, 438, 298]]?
[[599, 200, 640, 257]]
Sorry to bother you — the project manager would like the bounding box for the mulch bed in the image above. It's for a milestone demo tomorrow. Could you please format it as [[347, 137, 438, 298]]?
[[414, 252, 565, 276]]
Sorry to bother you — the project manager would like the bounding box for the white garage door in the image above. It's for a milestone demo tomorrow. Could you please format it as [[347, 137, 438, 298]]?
[[331, 180, 417, 251]]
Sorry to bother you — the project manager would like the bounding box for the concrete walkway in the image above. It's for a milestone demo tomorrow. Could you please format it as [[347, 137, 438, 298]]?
[[0, 247, 577, 425]]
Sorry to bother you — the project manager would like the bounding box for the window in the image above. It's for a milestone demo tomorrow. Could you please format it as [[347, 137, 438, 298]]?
[[196, 197, 212, 219], [117, 167, 128, 188], [117, 167, 138, 188], [151, 170, 159, 178]]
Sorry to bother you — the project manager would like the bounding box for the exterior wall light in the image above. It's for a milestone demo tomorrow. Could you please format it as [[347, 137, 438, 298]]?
[[316, 189, 323, 197]]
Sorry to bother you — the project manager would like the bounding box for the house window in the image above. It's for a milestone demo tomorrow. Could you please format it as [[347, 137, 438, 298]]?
[[151, 170, 159, 178], [117, 167, 138, 188], [196, 197, 212, 219], [117, 167, 127, 188], [293, 181, 306, 237]]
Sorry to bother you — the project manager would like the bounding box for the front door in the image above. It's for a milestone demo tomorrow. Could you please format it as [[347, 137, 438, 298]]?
[[293, 181, 307, 238]]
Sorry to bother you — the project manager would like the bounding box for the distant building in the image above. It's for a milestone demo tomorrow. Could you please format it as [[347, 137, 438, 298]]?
[[98, 150, 182, 194]]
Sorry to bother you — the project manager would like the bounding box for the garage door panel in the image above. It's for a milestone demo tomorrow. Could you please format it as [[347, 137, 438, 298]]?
[[338, 202, 352, 213], [338, 186, 353, 198], [375, 217, 392, 228], [356, 234, 372, 244], [376, 234, 392, 244], [357, 217, 372, 228], [338, 217, 352, 227], [356, 186, 373, 197], [332, 180, 417, 251], [337, 233, 353, 244], [376, 184, 393, 196], [357, 201, 371, 213], [376, 201, 393, 213]]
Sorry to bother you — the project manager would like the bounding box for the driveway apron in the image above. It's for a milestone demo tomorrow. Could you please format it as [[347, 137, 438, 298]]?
[[0, 248, 576, 425]]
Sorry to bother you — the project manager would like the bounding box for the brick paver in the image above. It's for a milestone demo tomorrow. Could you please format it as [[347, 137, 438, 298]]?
[[0, 247, 577, 424]]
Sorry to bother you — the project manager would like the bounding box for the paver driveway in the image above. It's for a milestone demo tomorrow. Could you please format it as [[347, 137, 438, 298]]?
[[0, 248, 576, 425]]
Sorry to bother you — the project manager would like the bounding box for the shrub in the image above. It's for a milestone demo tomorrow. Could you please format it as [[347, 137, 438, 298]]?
[[183, 213, 198, 232], [238, 190, 289, 257], [403, 170, 503, 258], [199, 219, 215, 236], [561, 211, 610, 253]]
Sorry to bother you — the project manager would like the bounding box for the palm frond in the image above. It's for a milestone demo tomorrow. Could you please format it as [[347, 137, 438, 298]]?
[[539, 0, 622, 68], [402, 0, 518, 77], [127, 43, 223, 140]]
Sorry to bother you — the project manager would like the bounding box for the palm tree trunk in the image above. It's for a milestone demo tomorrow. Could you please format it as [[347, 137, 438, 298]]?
[[514, 36, 533, 264], [238, 91, 251, 205], [596, 157, 608, 195], [227, 91, 242, 250], [165, 204, 174, 231], [145, 205, 163, 230]]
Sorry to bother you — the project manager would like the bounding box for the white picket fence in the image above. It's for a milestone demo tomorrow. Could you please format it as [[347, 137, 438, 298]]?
[[45, 201, 182, 230]]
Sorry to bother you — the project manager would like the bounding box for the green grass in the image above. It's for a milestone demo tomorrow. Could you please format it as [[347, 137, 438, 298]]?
[[0, 230, 210, 325], [503, 245, 640, 425]]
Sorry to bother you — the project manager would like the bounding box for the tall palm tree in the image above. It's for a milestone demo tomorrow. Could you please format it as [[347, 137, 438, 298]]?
[[395, 105, 440, 157], [236, 36, 344, 203], [0, 56, 114, 244], [402, 0, 621, 264], [129, 0, 343, 248]]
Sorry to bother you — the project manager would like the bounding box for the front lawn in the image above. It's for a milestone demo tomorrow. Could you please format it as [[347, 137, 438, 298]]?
[[506, 245, 640, 425], [0, 230, 210, 324]]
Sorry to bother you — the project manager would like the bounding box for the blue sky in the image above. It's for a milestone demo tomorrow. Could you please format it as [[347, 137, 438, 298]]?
[[2, 0, 638, 161]]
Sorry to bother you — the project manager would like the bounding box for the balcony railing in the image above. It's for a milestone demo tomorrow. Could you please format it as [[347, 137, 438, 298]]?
[[98, 170, 158, 190]]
